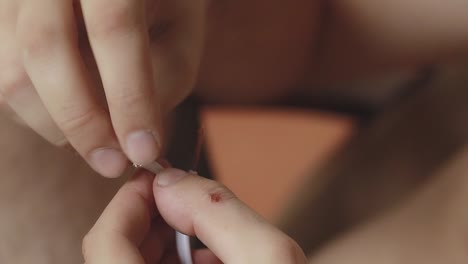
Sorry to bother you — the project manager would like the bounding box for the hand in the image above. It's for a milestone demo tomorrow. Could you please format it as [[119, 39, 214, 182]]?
[[83, 169, 307, 263], [0, 0, 206, 177]]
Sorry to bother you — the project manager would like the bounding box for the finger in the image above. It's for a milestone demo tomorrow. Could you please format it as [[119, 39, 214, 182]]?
[[0, 53, 65, 144], [193, 249, 222, 264], [139, 217, 173, 264], [83, 170, 158, 264], [154, 169, 307, 263], [17, 0, 128, 177], [81, 0, 162, 165], [0, 2, 64, 143]]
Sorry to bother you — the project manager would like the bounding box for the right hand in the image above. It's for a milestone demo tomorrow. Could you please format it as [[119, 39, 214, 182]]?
[[83, 168, 307, 263], [0, 0, 206, 177]]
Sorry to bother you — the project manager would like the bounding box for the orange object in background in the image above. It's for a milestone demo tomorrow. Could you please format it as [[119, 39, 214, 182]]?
[[201, 107, 354, 221]]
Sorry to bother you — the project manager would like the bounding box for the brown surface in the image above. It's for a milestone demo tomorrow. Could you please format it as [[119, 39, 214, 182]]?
[[201, 107, 354, 220]]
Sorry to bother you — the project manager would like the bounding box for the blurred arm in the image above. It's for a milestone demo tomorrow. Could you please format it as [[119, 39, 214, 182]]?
[[312, 0, 468, 81]]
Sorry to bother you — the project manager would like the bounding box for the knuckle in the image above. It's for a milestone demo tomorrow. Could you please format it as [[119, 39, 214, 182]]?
[[56, 106, 97, 137], [87, 0, 139, 38], [0, 66, 31, 99], [18, 20, 62, 58], [107, 89, 148, 109]]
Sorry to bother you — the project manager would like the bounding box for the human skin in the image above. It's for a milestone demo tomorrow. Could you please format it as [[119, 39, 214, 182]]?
[[1, 0, 468, 263]]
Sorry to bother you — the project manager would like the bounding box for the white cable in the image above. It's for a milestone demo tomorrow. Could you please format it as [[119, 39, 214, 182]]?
[[176, 232, 193, 264], [138, 162, 194, 264]]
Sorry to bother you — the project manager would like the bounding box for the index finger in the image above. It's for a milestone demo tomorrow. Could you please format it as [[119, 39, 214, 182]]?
[[83, 170, 158, 264], [80, 0, 161, 166], [154, 169, 308, 263]]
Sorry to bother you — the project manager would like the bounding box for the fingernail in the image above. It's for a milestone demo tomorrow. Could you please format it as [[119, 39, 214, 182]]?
[[156, 169, 188, 187], [126, 130, 160, 165], [89, 148, 128, 178]]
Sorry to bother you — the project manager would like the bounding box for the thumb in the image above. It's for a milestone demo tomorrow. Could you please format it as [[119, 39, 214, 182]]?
[[153, 168, 307, 264]]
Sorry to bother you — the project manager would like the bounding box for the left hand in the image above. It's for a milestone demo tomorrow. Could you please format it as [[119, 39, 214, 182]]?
[[83, 169, 307, 263], [0, 0, 207, 177]]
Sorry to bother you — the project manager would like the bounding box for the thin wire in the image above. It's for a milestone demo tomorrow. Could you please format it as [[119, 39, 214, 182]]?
[[135, 127, 204, 264], [136, 162, 193, 264], [176, 232, 193, 264]]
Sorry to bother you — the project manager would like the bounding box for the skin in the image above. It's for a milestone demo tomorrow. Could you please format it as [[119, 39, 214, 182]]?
[[1, 0, 468, 173], [1, 0, 468, 263], [83, 169, 307, 263], [0, 0, 207, 177]]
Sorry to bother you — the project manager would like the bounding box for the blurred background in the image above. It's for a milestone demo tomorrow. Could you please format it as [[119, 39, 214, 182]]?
[[173, 64, 468, 256], [202, 106, 352, 221], [1, 64, 468, 263]]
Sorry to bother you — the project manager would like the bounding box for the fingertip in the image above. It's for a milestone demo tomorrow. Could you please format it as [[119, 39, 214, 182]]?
[[129, 169, 156, 195], [126, 129, 161, 165], [88, 148, 129, 178], [154, 168, 189, 188], [87, 169, 157, 261], [152, 168, 194, 234]]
